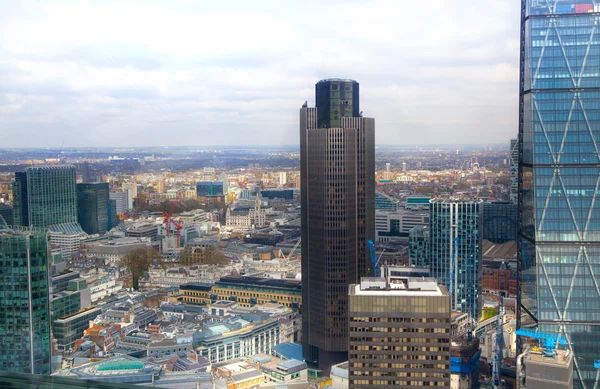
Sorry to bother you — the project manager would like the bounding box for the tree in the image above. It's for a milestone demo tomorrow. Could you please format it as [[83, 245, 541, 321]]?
[[177, 246, 228, 266], [120, 248, 159, 290]]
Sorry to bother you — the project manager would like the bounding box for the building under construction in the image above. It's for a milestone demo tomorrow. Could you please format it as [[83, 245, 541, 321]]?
[[451, 312, 481, 389]]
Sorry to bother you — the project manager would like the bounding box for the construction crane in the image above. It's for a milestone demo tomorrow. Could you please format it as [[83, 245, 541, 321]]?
[[367, 240, 385, 278], [493, 294, 505, 389], [515, 328, 566, 358], [162, 190, 185, 248]]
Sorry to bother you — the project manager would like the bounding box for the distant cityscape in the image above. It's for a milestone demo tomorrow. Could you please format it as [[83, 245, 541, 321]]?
[[2, 1, 600, 389]]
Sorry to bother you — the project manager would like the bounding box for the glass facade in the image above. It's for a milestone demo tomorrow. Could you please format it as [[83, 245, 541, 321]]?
[[13, 165, 78, 229], [0, 227, 51, 375], [409, 225, 430, 267], [482, 202, 518, 243], [196, 182, 225, 197], [430, 200, 483, 319], [375, 191, 400, 211], [315, 79, 360, 129], [77, 183, 109, 235], [519, 2, 600, 388]]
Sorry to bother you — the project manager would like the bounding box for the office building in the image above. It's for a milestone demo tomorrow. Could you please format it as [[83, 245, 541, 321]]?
[[519, 2, 600, 387], [12, 172, 29, 226], [510, 138, 519, 204], [405, 196, 431, 211], [409, 225, 430, 267], [0, 227, 52, 375], [300, 79, 375, 369], [375, 191, 399, 211], [77, 183, 109, 235], [348, 276, 451, 388], [12, 165, 78, 228], [402, 161, 407, 172], [261, 189, 294, 200], [196, 181, 225, 196], [375, 209, 429, 242], [0, 203, 13, 226], [482, 201, 518, 243], [430, 199, 483, 319], [109, 191, 129, 215], [180, 276, 302, 311]]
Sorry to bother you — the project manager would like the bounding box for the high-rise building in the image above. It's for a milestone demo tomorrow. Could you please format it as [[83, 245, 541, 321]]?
[[279, 172, 287, 186], [315, 78, 360, 129], [348, 276, 451, 388], [12, 165, 78, 229], [0, 203, 14, 226], [429, 199, 482, 319], [109, 191, 129, 215], [510, 138, 519, 204], [300, 79, 375, 370], [12, 172, 29, 227], [0, 226, 52, 374], [156, 179, 165, 194], [519, 2, 600, 387], [77, 183, 109, 235], [402, 161, 407, 172], [409, 225, 430, 267], [482, 201, 518, 243]]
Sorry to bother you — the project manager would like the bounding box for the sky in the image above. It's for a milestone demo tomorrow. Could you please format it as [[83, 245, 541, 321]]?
[[0, 0, 521, 148]]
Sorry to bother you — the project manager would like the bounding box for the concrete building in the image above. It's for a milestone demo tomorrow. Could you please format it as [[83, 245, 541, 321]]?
[[109, 191, 129, 215], [375, 209, 429, 242], [301, 79, 375, 369], [180, 276, 302, 311], [519, 350, 573, 389], [348, 276, 451, 388]]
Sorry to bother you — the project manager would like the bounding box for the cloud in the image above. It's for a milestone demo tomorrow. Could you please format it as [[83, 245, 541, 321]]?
[[0, 0, 521, 147]]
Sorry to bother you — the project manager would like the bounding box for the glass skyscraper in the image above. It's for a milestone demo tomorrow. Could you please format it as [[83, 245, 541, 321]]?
[[13, 165, 78, 229], [429, 199, 482, 319], [300, 79, 375, 371], [77, 183, 109, 235], [0, 226, 51, 375], [519, 2, 600, 388]]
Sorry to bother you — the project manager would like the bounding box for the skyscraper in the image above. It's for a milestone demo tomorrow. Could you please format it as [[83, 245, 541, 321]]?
[[300, 79, 375, 370], [0, 226, 52, 375], [519, 2, 600, 387], [429, 199, 482, 319], [77, 183, 109, 235], [13, 165, 78, 229]]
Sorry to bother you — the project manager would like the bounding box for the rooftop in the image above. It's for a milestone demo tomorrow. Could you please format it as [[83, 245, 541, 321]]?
[[353, 277, 445, 296], [525, 350, 573, 367]]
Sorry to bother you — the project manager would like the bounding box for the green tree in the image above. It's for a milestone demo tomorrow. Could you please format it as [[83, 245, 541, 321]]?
[[120, 248, 160, 290]]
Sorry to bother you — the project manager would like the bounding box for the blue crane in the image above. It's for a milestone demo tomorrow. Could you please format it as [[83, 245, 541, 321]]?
[[515, 328, 567, 357], [367, 240, 381, 278]]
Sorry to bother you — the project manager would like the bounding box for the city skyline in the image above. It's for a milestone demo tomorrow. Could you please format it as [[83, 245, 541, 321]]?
[[1, 0, 519, 148]]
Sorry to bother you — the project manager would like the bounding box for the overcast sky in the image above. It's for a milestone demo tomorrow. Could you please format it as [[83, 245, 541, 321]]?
[[0, 0, 520, 148]]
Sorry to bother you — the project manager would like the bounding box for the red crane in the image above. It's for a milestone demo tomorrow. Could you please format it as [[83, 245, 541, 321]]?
[[162, 191, 184, 248]]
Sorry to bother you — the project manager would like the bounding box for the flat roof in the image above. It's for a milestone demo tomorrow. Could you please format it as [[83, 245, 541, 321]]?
[[352, 277, 445, 296]]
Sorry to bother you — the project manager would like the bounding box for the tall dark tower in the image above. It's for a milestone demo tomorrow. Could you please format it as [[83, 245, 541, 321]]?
[[519, 2, 600, 388], [300, 79, 375, 371]]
